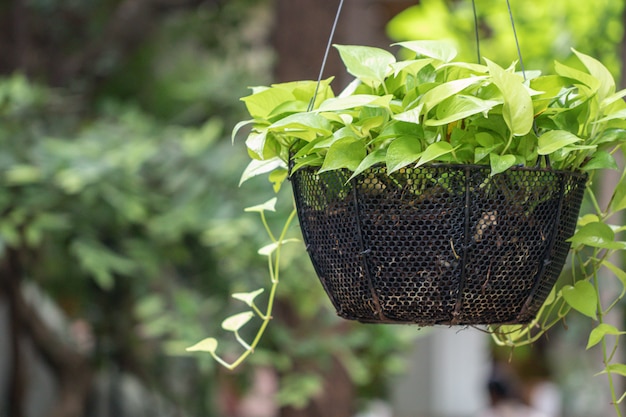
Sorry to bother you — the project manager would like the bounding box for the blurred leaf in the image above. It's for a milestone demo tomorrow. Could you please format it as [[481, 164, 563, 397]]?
[[244, 197, 277, 213], [258, 238, 300, 256], [222, 312, 255, 332], [186, 338, 218, 353], [232, 289, 265, 307]]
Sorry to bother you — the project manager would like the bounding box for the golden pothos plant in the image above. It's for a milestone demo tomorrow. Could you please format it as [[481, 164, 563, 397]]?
[[187, 40, 626, 414]]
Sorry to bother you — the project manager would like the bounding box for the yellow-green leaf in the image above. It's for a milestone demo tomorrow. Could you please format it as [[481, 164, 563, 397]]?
[[537, 130, 581, 155], [222, 312, 255, 332], [244, 197, 277, 213], [485, 59, 533, 136], [587, 324, 625, 350], [232, 289, 265, 307], [186, 337, 218, 353]]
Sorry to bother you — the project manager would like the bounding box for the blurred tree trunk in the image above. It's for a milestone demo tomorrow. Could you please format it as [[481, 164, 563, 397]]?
[[271, 2, 412, 417], [273, 0, 414, 86], [0, 248, 92, 417]]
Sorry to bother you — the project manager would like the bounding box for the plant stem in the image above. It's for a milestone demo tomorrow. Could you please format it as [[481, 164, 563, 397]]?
[[218, 207, 298, 370], [593, 248, 623, 417]]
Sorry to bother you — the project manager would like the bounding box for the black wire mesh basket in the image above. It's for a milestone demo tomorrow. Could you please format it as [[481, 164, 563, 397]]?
[[290, 164, 587, 325]]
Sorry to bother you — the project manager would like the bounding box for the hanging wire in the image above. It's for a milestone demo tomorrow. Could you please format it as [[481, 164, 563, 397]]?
[[308, 0, 345, 112], [505, 0, 527, 80], [471, 0, 481, 64]]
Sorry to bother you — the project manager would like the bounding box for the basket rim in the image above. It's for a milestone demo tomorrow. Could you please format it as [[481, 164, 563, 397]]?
[[289, 162, 588, 180]]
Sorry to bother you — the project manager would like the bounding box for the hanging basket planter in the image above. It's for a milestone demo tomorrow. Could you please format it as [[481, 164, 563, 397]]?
[[291, 164, 587, 325]]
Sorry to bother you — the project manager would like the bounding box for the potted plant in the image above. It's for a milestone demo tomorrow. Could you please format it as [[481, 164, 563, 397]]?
[[188, 41, 626, 374]]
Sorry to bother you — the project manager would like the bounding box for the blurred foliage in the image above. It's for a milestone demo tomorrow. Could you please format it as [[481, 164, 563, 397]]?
[[0, 1, 417, 415], [387, 0, 624, 80]]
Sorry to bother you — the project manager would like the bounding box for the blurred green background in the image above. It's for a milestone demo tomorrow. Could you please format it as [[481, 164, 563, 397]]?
[[0, 1, 624, 417]]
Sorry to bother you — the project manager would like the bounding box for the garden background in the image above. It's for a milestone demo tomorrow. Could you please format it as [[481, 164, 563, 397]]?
[[0, 1, 625, 416]]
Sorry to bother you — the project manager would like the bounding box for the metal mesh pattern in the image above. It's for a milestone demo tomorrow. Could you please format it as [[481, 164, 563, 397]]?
[[291, 164, 587, 325]]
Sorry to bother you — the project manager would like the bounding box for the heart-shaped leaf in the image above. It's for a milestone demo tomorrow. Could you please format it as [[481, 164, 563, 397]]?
[[489, 154, 517, 176], [561, 281, 598, 319]]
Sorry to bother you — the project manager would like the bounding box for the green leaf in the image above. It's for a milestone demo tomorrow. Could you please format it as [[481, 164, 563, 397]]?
[[485, 59, 534, 136], [561, 281, 598, 320], [568, 222, 626, 249], [245, 131, 275, 159], [587, 324, 625, 349], [395, 40, 458, 62], [231, 119, 254, 143], [268, 113, 333, 141], [554, 60, 600, 92], [537, 130, 582, 155], [317, 94, 391, 112], [222, 312, 255, 332], [593, 128, 626, 146], [415, 142, 455, 167], [581, 150, 617, 171], [389, 59, 434, 77], [474, 133, 500, 163], [241, 87, 295, 119], [334, 45, 396, 86], [421, 76, 487, 112], [269, 169, 288, 193], [572, 49, 615, 101], [232, 289, 265, 307], [393, 104, 424, 124], [239, 158, 286, 186], [579, 214, 600, 226], [186, 337, 218, 353], [258, 238, 300, 256], [349, 149, 387, 180], [425, 95, 499, 126], [386, 136, 422, 173], [319, 137, 366, 173], [600, 363, 626, 377], [244, 198, 277, 213], [602, 89, 626, 107], [489, 154, 516, 176], [593, 108, 626, 124]]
